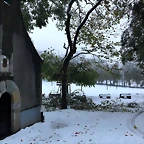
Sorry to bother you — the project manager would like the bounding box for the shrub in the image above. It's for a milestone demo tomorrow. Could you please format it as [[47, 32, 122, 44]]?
[[42, 89, 97, 111], [95, 99, 142, 112], [127, 102, 140, 108], [96, 98, 130, 112]]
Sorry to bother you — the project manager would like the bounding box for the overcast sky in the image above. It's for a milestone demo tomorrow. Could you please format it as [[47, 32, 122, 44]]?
[[29, 19, 126, 56], [29, 21, 67, 55]]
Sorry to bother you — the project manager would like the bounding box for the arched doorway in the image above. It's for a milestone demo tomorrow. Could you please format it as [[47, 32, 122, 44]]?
[[0, 92, 11, 139], [0, 80, 21, 139]]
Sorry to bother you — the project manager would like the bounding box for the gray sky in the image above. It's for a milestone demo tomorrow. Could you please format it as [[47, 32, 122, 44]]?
[[29, 21, 67, 55], [29, 19, 126, 56]]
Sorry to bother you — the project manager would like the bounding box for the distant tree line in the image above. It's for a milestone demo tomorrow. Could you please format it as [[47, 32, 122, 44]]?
[[96, 61, 144, 88]]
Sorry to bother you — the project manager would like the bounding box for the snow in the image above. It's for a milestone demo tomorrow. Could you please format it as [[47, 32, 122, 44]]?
[[1, 110, 144, 144], [1, 81, 144, 144], [42, 81, 144, 97], [42, 81, 144, 105]]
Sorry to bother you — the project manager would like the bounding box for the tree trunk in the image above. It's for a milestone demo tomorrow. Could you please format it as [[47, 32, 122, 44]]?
[[81, 85, 82, 91], [61, 71, 68, 109], [128, 80, 131, 87], [106, 79, 107, 85], [110, 80, 112, 86], [61, 53, 73, 109], [112, 80, 114, 85], [66, 83, 69, 94], [124, 81, 125, 87]]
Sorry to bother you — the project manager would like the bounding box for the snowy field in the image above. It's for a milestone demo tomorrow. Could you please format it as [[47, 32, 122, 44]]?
[[1, 81, 144, 144], [42, 81, 144, 106]]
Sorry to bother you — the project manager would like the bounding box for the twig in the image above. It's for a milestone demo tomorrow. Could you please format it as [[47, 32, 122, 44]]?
[[71, 51, 103, 63], [73, 0, 103, 50], [50, 0, 62, 8], [76, 0, 82, 23], [84, 0, 94, 5], [62, 43, 69, 61]]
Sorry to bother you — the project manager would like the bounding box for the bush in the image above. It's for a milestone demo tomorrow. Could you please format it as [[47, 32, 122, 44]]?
[[42, 89, 97, 111], [42, 95, 61, 111], [70, 97, 96, 110], [96, 98, 130, 112], [127, 102, 140, 108]]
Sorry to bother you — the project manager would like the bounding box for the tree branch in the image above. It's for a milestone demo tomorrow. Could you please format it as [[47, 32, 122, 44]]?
[[65, 0, 75, 49], [71, 52, 91, 59], [50, 0, 62, 8], [76, 0, 82, 23], [73, 0, 103, 49], [71, 51, 102, 62], [71, 51, 111, 71]]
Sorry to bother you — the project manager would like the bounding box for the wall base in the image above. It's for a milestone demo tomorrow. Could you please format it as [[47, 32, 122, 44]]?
[[20, 106, 41, 129]]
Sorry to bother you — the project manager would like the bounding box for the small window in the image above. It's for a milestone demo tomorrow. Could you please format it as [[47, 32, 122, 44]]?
[[3, 58, 7, 68]]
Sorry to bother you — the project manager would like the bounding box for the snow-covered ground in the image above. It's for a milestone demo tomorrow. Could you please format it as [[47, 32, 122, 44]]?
[[42, 81, 144, 97], [1, 110, 144, 144], [43, 81, 144, 105], [1, 81, 144, 144]]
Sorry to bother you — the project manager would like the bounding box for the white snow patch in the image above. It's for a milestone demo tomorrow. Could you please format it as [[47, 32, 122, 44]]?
[[1, 110, 144, 144]]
